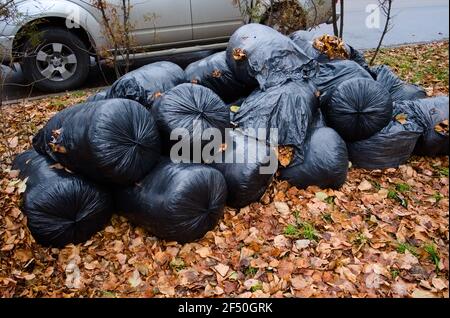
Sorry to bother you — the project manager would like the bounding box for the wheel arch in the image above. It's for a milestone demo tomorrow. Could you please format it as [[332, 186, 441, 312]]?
[[12, 16, 97, 61]]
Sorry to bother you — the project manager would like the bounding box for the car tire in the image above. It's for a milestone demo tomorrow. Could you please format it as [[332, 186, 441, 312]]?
[[22, 27, 90, 93]]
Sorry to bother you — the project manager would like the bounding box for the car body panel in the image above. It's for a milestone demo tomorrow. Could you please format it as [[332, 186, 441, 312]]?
[[125, 0, 193, 47], [191, 0, 244, 40]]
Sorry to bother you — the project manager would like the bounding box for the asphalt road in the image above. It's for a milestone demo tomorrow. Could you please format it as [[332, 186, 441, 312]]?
[[1, 0, 449, 102]]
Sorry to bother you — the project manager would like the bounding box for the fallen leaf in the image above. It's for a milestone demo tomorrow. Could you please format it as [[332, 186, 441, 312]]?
[[214, 264, 230, 277], [128, 269, 142, 288], [431, 277, 447, 291], [358, 180, 373, 191], [295, 240, 311, 250], [411, 289, 438, 298], [274, 202, 290, 215], [196, 246, 211, 258], [8, 136, 18, 148]]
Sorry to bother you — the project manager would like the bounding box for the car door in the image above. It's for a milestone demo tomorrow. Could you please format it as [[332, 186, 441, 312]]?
[[106, 0, 193, 49], [190, 0, 244, 41]]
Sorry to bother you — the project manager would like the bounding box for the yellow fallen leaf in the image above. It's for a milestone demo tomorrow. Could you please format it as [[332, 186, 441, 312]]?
[[230, 106, 241, 113], [395, 113, 408, 125]]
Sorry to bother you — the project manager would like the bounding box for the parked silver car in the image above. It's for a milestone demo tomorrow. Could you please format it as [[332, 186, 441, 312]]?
[[0, 0, 334, 92]]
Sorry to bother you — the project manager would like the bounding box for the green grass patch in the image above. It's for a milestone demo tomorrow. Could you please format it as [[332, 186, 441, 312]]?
[[388, 189, 408, 208], [244, 266, 258, 277], [424, 243, 441, 272], [397, 242, 418, 256], [395, 183, 411, 193]]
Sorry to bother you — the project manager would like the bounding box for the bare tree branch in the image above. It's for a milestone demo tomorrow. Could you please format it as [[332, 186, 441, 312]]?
[[370, 0, 394, 65], [339, 0, 344, 39]]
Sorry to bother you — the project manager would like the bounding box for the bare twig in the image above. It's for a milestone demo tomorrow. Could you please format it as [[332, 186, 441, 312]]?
[[339, 0, 344, 39], [331, 0, 339, 36], [370, 0, 394, 65]]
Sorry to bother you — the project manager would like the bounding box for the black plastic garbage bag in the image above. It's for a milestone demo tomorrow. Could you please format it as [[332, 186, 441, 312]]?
[[226, 24, 314, 90], [12, 150, 113, 247], [279, 127, 349, 189], [152, 83, 230, 159], [33, 99, 161, 185], [322, 77, 393, 142], [107, 62, 186, 108], [86, 89, 109, 102], [347, 106, 424, 169], [233, 80, 318, 163], [312, 108, 327, 129], [209, 130, 277, 209], [394, 97, 449, 156], [371, 65, 427, 102], [289, 31, 370, 71], [185, 51, 254, 104], [116, 160, 227, 243], [312, 59, 373, 107]]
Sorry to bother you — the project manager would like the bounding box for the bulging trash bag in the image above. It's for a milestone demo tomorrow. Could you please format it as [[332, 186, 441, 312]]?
[[395, 97, 449, 156], [86, 88, 109, 102], [226, 23, 314, 90], [209, 130, 277, 209], [152, 83, 230, 159], [312, 59, 373, 106], [185, 51, 254, 104], [12, 150, 113, 247], [33, 99, 161, 185], [289, 31, 370, 71], [279, 127, 349, 189], [371, 65, 427, 102], [107, 62, 186, 108], [116, 160, 227, 243], [233, 80, 318, 163], [347, 105, 424, 169], [323, 77, 393, 142]]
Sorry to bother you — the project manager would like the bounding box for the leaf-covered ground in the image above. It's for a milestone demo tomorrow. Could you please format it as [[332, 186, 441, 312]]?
[[0, 41, 448, 298]]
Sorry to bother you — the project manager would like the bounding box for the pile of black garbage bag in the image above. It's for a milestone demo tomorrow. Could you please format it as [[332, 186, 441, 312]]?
[[13, 24, 449, 247]]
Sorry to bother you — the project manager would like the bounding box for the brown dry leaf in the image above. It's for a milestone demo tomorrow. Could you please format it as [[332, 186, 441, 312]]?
[[278, 146, 294, 168], [435, 119, 449, 135], [431, 277, 447, 291], [273, 235, 290, 249], [274, 202, 290, 215], [211, 69, 222, 78], [243, 279, 260, 290], [8, 137, 18, 148], [65, 259, 83, 290], [48, 143, 68, 154], [411, 289, 438, 298], [196, 246, 211, 258], [214, 263, 230, 277], [128, 269, 142, 288], [313, 34, 349, 60], [232, 48, 246, 61], [358, 180, 373, 191], [277, 260, 294, 280]]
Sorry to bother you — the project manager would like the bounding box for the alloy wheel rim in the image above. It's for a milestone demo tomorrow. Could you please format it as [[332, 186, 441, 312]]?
[[35, 43, 78, 82]]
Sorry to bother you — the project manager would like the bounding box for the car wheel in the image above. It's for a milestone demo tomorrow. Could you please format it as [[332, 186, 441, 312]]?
[[22, 27, 90, 93]]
